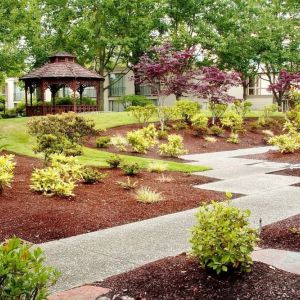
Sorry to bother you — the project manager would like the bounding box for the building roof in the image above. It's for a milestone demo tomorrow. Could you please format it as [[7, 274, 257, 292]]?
[[20, 52, 103, 81]]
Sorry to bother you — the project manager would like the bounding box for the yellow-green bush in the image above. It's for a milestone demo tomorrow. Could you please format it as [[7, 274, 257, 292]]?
[[0, 154, 16, 194], [159, 134, 187, 157]]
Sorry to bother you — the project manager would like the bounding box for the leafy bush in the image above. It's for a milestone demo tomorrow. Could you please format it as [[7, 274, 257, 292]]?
[[221, 110, 243, 133], [0, 154, 16, 194], [157, 130, 169, 140], [135, 186, 163, 203], [286, 104, 300, 130], [147, 161, 168, 173], [128, 104, 156, 124], [28, 112, 96, 161], [117, 94, 152, 110], [0, 237, 59, 300], [191, 112, 208, 135], [110, 135, 129, 151], [81, 167, 107, 184], [172, 121, 188, 130], [159, 134, 187, 157], [16, 101, 26, 116], [121, 162, 141, 176], [289, 88, 300, 107], [268, 133, 300, 153], [30, 167, 76, 197], [175, 100, 200, 123], [249, 120, 261, 131], [106, 154, 123, 168], [209, 125, 225, 136], [190, 201, 259, 274], [233, 100, 252, 117], [127, 124, 158, 153], [226, 133, 240, 144], [258, 104, 278, 127], [1, 108, 18, 118], [96, 136, 111, 148], [209, 102, 228, 124], [157, 106, 178, 131], [116, 177, 138, 190]]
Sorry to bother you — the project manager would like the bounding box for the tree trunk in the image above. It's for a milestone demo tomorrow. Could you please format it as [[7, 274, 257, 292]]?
[[242, 82, 248, 101]]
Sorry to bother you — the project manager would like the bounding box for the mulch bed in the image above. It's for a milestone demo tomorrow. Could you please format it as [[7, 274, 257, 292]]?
[[0, 153, 228, 244], [86, 118, 283, 160], [243, 150, 300, 164], [260, 214, 300, 252], [97, 254, 300, 300]]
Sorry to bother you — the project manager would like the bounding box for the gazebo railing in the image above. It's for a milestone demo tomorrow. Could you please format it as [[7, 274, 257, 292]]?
[[26, 105, 99, 116]]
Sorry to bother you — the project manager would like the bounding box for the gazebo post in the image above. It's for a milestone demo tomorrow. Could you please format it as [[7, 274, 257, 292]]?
[[96, 81, 100, 111], [25, 85, 28, 107]]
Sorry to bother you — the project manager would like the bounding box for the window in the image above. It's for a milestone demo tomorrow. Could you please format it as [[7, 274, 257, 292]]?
[[109, 74, 125, 97], [14, 83, 25, 101]]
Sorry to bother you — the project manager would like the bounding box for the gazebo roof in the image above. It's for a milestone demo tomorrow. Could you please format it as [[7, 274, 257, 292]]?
[[20, 52, 104, 81]]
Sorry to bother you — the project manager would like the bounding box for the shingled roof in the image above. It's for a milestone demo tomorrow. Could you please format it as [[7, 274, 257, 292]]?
[[20, 52, 103, 80]]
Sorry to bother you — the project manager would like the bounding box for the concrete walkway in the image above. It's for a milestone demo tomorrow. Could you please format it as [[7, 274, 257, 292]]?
[[38, 146, 300, 292]]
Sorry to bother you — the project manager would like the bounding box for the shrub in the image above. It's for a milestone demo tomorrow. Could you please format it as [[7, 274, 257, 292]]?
[[157, 130, 168, 140], [106, 154, 123, 168], [121, 162, 141, 176], [175, 100, 200, 123], [0, 154, 16, 194], [16, 101, 26, 116], [1, 108, 18, 118], [157, 106, 178, 131], [27, 112, 95, 160], [172, 121, 188, 130], [258, 104, 278, 127], [209, 102, 228, 124], [128, 104, 156, 124], [289, 88, 300, 107], [227, 133, 240, 144], [268, 133, 300, 153], [116, 177, 138, 190], [221, 110, 243, 133], [249, 120, 261, 131], [135, 186, 163, 203], [190, 201, 259, 274], [191, 112, 208, 135], [286, 104, 300, 130], [147, 161, 168, 173], [127, 124, 158, 153], [117, 94, 152, 110], [81, 167, 107, 184], [30, 167, 76, 197], [96, 136, 111, 148], [110, 135, 129, 151], [209, 125, 224, 136], [159, 134, 188, 157], [0, 237, 59, 300], [233, 100, 252, 118]]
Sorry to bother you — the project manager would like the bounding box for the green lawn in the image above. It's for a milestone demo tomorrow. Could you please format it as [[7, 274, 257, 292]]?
[[0, 112, 207, 173]]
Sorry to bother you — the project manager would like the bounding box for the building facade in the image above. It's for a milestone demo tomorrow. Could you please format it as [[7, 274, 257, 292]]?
[[2, 69, 274, 112]]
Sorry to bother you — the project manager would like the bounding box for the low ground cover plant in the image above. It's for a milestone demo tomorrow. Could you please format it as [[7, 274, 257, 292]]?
[[147, 161, 168, 173], [116, 177, 138, 190], [0, 237, 59, 300], [0, 154, 16, 194], [106, 154, 123, 168], [135, 186, 163, 203], [81, 167, 107, 184], [159, 134, 187, 157], [121, 162, 141, 176], [227, 133, 240, 144], [190, 200, 259, 274], [96, 136, 111, 148]]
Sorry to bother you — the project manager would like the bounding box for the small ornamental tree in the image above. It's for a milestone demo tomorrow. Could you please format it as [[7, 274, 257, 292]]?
[[134, 43, 195, 131], [268, 70, 300, 109], [190, 67, 241, 124]]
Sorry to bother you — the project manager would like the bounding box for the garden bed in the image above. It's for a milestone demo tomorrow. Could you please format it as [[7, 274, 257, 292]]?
[[96, 254, 300, 300], [0, 153, 228, 244], [243, 150, 300, 164], [87, 118, 283, 159], [260, 214, 300, 252]]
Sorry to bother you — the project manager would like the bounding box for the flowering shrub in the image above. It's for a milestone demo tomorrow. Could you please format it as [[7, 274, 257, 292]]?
[[159, 134, 187, 157], [190, 201, 259, 274], [0, 154, 15, 194], [0, 237, 59, 300]]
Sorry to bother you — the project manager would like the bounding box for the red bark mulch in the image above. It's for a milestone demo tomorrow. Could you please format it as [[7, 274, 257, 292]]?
[[260, 214, 300, 252], [0, 153, 227, 244], [243, 150, 300, 164], [86, 118, 283, 160], [96, 254, 300, 300]]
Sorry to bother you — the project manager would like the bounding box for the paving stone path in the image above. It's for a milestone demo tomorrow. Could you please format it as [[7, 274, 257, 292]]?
[[38, 146, 300, 292]]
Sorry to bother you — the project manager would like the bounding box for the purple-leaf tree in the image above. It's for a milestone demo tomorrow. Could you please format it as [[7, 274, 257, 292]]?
[[268, 70, 300, 109], [190, 67, 241, 123], [134, 43, 195, 130]]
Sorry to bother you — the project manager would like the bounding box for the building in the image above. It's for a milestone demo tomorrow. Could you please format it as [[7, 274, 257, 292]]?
[[2, 69, 274, 112]]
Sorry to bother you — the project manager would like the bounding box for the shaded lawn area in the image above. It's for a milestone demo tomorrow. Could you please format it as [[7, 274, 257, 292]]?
[[0, 112, 206, 172]]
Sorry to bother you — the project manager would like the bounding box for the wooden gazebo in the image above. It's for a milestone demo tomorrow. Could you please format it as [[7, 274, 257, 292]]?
[[20, 52, 104, 116]]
